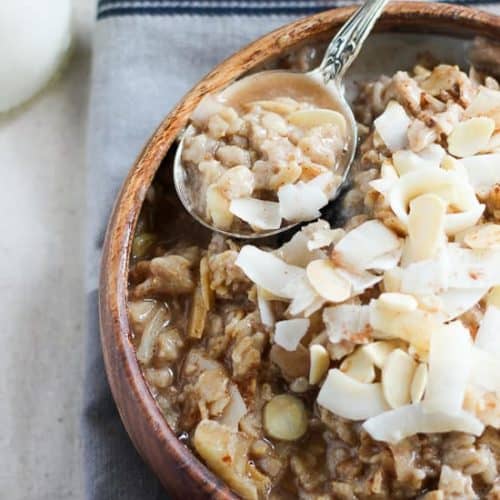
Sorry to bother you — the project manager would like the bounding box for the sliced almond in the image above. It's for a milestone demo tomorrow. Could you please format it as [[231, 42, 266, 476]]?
[[287, 108, 347, 134], [463, 223, 500, 249], [447, 117, 495, 158], [306, 259, 352, 303], [410, 363, 428, 403], [362, 340, 403, 368], [317, 369, 390, 421], [407, 193, 446, 262], [486, 286, 500, 308], [309, 344, 330, 385], [246, 99, 299, 115], [382, 348, 417, 409], [199, 256, 213, 310], [378, 292, 418, 313], [340, 348, 376, 383]]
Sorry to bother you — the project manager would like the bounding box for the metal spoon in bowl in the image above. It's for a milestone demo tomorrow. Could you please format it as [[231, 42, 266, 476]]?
[[174, 0, 390, 239]]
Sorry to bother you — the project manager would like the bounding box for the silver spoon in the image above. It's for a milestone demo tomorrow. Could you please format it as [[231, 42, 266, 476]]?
[[174, 0, 390, 239]]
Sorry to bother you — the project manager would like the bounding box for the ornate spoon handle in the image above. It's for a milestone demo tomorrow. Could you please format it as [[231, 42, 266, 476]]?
[[319, 0, 390, 84]]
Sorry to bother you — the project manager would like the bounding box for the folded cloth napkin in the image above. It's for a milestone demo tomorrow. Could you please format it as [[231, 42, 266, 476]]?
[[83, 1, 499, 499]]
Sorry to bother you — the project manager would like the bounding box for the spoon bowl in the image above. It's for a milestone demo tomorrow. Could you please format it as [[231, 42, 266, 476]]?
[[174, 0, 389, 239]]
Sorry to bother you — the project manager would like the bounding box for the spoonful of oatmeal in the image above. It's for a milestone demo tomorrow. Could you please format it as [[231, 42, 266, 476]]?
[[174, 0, 389, 238]]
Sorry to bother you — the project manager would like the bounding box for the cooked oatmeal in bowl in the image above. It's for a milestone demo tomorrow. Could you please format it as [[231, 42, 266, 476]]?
[[127, 48, 500, 499], [177, 72, 350, 235]]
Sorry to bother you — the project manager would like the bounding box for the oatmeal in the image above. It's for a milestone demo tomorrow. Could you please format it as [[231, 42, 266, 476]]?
[[129, 60, 500, 499], [180, 79, 348, 233]]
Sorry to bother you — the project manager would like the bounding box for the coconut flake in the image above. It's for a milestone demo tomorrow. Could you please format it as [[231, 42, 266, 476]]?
[[257, 287, 275, 327], [317, 369, 389, 421], [278, 182, 328, 222], [437, 287, 488, 321], [465, 86, 500, 127], [286, 275, 324, 317], [274, 318, 309, 351], [392, 149, 438, 176], [470, 346, 500, 392], [363, 403, 484, 444], [400, 251, 449, 295], [334, 220, 401, 273], [323, 305, 371, 343], [229, 198, 281, 230], [423, 321, 472, 415], [447, 117, 495, 157], [366, 247, 403, 272], [336, 268, 383, 295], [217, 384, 247, 430], [462, 154, 500, 194], [307, 172, 340, 199], [475, 306, 500, 357], [235, 245, 305, 299], [374, 101, 411, 152]]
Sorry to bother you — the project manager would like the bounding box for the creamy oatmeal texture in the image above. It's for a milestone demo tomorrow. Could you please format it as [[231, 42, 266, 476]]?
[[181, 92, 346, 233], [129, 61, 500, 499]]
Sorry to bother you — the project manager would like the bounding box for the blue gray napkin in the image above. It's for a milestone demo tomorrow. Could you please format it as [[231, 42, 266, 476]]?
[[82, 1, 498, 499]]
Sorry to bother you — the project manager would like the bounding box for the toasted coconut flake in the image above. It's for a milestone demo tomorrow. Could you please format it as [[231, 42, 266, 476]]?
[[411, 363, 428, 403], [470, 346, 500, 392], [378, 292, 418, 313], [475, 305, 500, 356], [334, 220, 401, 272], [288, 108, 347, 134], [400, 251, 449, 295], [389, 169, 483, 235], [362, 340, 403, 368], [363, 403, 484, 444], [462, 153, 500, 194], [340, 348, 376, 383], [229, 198, 281, 230], [257, 287, 275, 327], [382, 348, 417, 409], [307, 171, 340, 199], [274, 319, 309, 351], [423, 321, 472, 415], [374, 101, 411, 152], [465, 86, 500, 127], [487, 286, 500, 307], [278, 182, 328, 222], [323, 305, 371, 344], [438, 287, 488, 321], [447, 117, 495, 157], [407, 194, 446, 262], [306, 259, 352, 303], [309, 344, 330, 385], [235, 245, 305, 299], [317, 369, 390, 421], [369, 299, 437, 351], [218, 384, 247, 430], [464, 223, 500, 249], [447, 244, 500, 289]]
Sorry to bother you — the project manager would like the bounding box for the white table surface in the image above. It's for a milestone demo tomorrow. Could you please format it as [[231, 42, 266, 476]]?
[[0, 2, 95, 498]]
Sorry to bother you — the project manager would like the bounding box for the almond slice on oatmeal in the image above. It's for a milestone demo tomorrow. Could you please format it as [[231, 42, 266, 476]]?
[[447, 117, 495, 157], [317, 369, 390, 421], [374, 100, 411, 152], [410, 363, 428, 403], [236, 245, 305, 299], [363, 403, 484, 444], [309, 344, 330, 385], [340, 348, 376, 383], [306, 259, 352, 303], [423, 321, 472, 415], [382, 348, 417, 409], [333, 220, 401, 272], [378, 292, 418, 313], [287, 108, 347, 134], [407, 193, 446, 262], [274, 318, 310, 352], [229, 198, 281, 230]]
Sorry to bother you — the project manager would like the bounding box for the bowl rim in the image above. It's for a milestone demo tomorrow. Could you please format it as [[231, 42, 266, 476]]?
[[99, 3, 500, 498]]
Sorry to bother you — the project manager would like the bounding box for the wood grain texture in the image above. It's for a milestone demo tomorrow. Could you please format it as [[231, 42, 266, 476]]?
[[99, 3, 500, 498]]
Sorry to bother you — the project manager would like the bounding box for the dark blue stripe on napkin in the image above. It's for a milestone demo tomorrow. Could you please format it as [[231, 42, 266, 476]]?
[[96, 0, 496, 19]]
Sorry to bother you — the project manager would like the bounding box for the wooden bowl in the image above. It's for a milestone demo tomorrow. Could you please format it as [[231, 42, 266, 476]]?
[[100, 3, 500, 498]]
